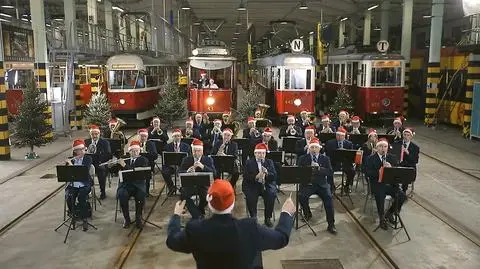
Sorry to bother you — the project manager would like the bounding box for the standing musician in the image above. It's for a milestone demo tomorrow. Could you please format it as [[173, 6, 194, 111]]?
[[117, 140, 150, 229], [212, 128, 240, 189], [297, 137, 337, 234], [386, 117, 405, 141], [317, 115, 335, 134], [193, 113, 206, 138], [325, 127, 355, 193], [182, 118, 201, 139], [253, 127, 278, 151], [365, 138, 405, 230], [65, 139, 93, 231], [204, 119, 223, 155], [162, 129, 191, 195], [148, 116, 169, 145], [279, 115, 303, 138], [85, 124, 112, 200], [295, 125, 316, 157], [297, 111, 310, 132], [242, 143, 277, 227], [138, 128, 158, 197], [361, 129, 379, 173], [332, 110, 349, 130], [347, 116, 366, 134], [179, 139, 216, 219], [396, 128, 419, 192]]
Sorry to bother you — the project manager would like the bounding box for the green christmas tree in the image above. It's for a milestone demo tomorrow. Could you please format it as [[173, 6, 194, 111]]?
[[12, 79, 52, 159], [237, 82, 262, 123], [154, 82, 187, 127], [83, 91, 112, 131], [328, 84, 354, 119]]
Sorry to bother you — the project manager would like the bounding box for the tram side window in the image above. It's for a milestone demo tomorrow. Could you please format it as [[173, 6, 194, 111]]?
[[146, 66, 159, 87], [360, 64, 366, 87], [371, 67, 402, 87], [341, 64, 345, 84], [284, 69, 308, 90], [346, 63, 352, 85], [158, 67, 165, 85], [333, 64, 339, 83], [327, 64, 333, 82], [306, 69, 312, 89]]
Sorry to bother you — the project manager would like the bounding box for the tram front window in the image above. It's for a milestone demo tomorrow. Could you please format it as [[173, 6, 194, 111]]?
[[109, 70, 145, 89], [190, 66, 233, 89], [284, 69, 310, 90], [371, 67, 402, 87]]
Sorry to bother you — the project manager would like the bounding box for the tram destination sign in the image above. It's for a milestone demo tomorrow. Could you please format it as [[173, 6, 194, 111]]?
[[291, 39, 304, 53], [193, 47, 229, 56]]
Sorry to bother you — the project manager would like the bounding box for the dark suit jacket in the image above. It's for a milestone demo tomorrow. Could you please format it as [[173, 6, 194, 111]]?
[[212, 140, 239, 157], [147, 126, 169, 143], [279, 125, 303, 138], [395, 141, 419, 168], [325, 139, 354, 169], [68, 155, 94, 188], [346, 125, 366, 134], [166, 212, 293, 269], [141, 140, 158, 166], [118, 155, 149, 193], [243, 158, 276, 186], [316, 124, 336, 135], [297, 154, 333, 187], [193, 122, 206, 138], [85, 138, 112, 169], [165, 141, 191, 155], [182, 128, 201, 139], [365, 153, 398, 183], [295, 138, 308, 157], [254, 139, 278, 152], [179, 155, 216, 175]]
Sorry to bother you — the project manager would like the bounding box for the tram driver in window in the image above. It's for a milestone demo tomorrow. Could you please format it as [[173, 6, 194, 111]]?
[[207, 78, 219, 89], [195, 70, 209, 88]]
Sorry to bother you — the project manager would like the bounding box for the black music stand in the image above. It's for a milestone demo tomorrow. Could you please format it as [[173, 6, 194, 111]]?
[[333, 149, 357, 204], [267, 151, 285, 195], [149, 139, 166, 172], [255, 119, 271, 128], [317, 133, 336, 143], [54, 165, 97, 243], [120, 168, 162, 229], [161, 152, 188, 205], [211, 155, 236, 179], [377, 134, 395, 145], [282, 137, 301, 165], [349, 134, 368, 149], [280, 166, 317, 236], [179, 172, 213, 218], [373, 167, 415, 241], [232, 138, 249, 168], [181, 138, 194, 145]]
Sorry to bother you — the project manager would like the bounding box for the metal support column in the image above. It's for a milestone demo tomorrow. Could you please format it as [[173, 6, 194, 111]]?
[[380, 0, 390, 41], [363, 11, 371, 46], [87, 0, 98, 50], [104, 0, 114, 51], [338, 21, 345, 48], [0, 23, 10, 160], [401, 0, 413, 116], [464, 54, 480, 137]]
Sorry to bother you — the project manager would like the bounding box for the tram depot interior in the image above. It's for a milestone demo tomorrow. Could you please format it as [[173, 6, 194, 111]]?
[[0, 1, 480, 269]]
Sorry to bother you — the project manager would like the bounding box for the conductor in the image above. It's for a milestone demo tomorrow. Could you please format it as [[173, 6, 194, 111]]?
[[167, 179, 296, 269]]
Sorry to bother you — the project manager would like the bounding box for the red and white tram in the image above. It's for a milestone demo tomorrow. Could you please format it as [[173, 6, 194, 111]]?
[[256, 45, 316, 117], [324, 48, 405, 120], [187, 40, 236, 114], [4, 62, 34, 116], [106, 54, 178, 120]]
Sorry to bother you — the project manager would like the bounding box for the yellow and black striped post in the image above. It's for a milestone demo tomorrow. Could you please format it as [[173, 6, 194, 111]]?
[[464, 55, 480, 137], [70, 63, 83, 129], [34, 62, 53, 139], [0, 61, 10, 160], [404, 62, 410, 117], [89, 66, 101, 93], [424, 62, 440, 125]]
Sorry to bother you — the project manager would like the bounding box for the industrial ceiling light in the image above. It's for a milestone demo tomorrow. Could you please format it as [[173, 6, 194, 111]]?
[[374, 27, 381, 31], [112, 6, 124, 12], [367, 5, 379, 11], [309, 31, 314, 35], [422, 15, 432, 19], [280, 21, 288, 25], [0, 13, 12, 18], [235, 16, 241, 26], [1, 5, 14, 9], [193, 21, 201, 26], [299, 0, 308, 10], [237, 0, 246, 11], [0, 18, 10, 22], [181, 0, 191, 10], [340, 17, 348, 22]]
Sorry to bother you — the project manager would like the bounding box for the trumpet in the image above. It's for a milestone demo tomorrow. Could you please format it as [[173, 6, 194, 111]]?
[[99, 157, 133, 167], [320, 126, 333, 133], [151, 127, 163, 136], [287, 125, 297, 136], [185, 128, 194, 138], [250, 127, 260, 138], [212, 126, 222, 135], [351, 128, 361, 135]]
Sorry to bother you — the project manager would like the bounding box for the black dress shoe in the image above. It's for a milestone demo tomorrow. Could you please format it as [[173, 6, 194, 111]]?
[[123, 219, 131, 229], [380, 220, 388, 230], [82, 219, 88, 231], [135, 218, 143, 229], [327, 224, 337, 235], [99, 193, 106, 200], [264, 218, 273, 228], [386, 214, 397, 225]]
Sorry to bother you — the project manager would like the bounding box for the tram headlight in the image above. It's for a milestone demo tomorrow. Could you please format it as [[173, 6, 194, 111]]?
[[119, 99, 126, 105], [206, 97, 215, 105], [293, 98, 302, 107]]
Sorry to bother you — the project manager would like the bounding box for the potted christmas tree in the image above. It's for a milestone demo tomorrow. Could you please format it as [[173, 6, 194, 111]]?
[[154, 82, 187, 128], [12, 79, 52, 159], [83, 91, 112, 133], [237, 82, 262, 124], [327, 84, 354, 120]]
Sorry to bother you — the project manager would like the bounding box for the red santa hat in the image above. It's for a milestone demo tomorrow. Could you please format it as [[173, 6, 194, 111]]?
[[393, 117, 403, 125], [305, 125, 315, 134], [321, 115, 331, 122], [199, 70, 207, 75], [287, 115, 295, 121], [376, 138, 389, 147], [336, 127, 347, 136], [72, 139, 86, 150], [213, 119, 222, 124], [128, 140, 141, 151], [186, 117, 194, 124], [300, 110, 308, 115], [191, 138, 204, 150], [351, 116, 361, 123], [247, 116, 255, 123], [207, 179, 235, 214], [263, 127, 273, 136], [152, 117, 161, 123], [254, 143, 268, 153], [138, 128, 148, 136], [403, 128, 415, 136], [308, 137, 321, 148], [89, 124, 100, 133], [368, 128, 377, 137], [108, 118, 117, 125], [195, 113, 202, 118], [339, 110, 348, 117], [222, 111, 230, 116], [223, 128, 233, 135], [172, 129, 182, 136]]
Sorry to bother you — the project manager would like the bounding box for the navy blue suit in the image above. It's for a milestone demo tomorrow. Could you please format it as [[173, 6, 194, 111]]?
[[182, 128, 202, 139], [279, 125, 303, 138], [212, 140, 240, 188], [242, 158, 277, 219], [162, 141, 191, 190], [166, 212, 293, 269], [65, 155, 93, 220], [325, 139, 356, 189], [297, 154, 335, 225], [179, 155, 216, 219], [396, 140, 419, 192], [85, 137, 112, 196], [141, 140, 158, 195]]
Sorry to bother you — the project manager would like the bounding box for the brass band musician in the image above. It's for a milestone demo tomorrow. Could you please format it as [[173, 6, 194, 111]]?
[[193, 113, 207, 138], [386, 117, 405, 141], [182, 118, 201, 139], [103, 118, 128, 156], [85, 124, 112, 200], [138, 128, 158, 196], [204, 119, 223, 155], [242, 117, 260, 140], [332, 110, 349, 130], [148, 116, 169, 144], [361, 129, 379, 173], [347, 116, 366, 134], [318, 115, 335, 134], [297, 110, 311, 133], [295, 126, 316, 157], [279, 115, 303, 138], [253, 127, 278, 151], [162, 129, 191, 195], [212, 128, 240, 189]]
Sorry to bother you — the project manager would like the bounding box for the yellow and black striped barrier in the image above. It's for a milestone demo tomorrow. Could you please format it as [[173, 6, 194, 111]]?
[[90, 67, 101, 93], [70, 63, 83, 129], [34, 62, 53, 139], [464, 59, 480, 137], [404, 62, 410, 117], [425, 62, 440, 125], [0, 61, 10, 160]]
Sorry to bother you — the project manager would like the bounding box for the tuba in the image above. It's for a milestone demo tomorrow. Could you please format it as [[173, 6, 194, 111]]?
[[256, 104, 270, 119], [110, 117, 126, 139]]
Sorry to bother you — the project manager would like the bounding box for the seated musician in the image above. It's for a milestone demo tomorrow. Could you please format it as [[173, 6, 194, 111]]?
[[396, 128, 419, 192], [148, 116, 169, 145], [297, 137, 337, 234], [254, 127, 278, 151], [331, 110, 349, 130], [295, 126, 316, 157], [212, 128, 240, 189], [279, 115, 303, 138], [179, 139, 216, 219], [386, 117, 405, 142], [361, 129, 379, 173], [365, 138, 406, 230], [242, 143, 277, 227], [221, 112, 230, 126], [347, 116, 366, 134], [103, 118, 127, 149], [138, 128, 158, 197], [193, 113, 206, 137], [242, 117, 259, 140], [204, 119, 223, 155], [162, 129, 191, 195], [182, 118, 201, 139], [317, 115, 335, 135], [65, 139, 93, 231], [85, 124, 112, 200], [325, 127, 355, 193], [117, 140, 150, 229]]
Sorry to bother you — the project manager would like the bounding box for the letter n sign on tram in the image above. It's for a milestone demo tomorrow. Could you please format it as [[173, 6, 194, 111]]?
[[376, 40, 389, 53], [291, 39, 304, 53]]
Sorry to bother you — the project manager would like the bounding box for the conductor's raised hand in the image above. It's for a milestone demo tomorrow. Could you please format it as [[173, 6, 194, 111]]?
[[174, 200, 187, 216], [281, 197, 296, 216]]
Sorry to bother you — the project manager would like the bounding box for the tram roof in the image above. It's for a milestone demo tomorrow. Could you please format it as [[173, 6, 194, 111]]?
[[106, 54, 177, 70], [257, 53, 316, 67]]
